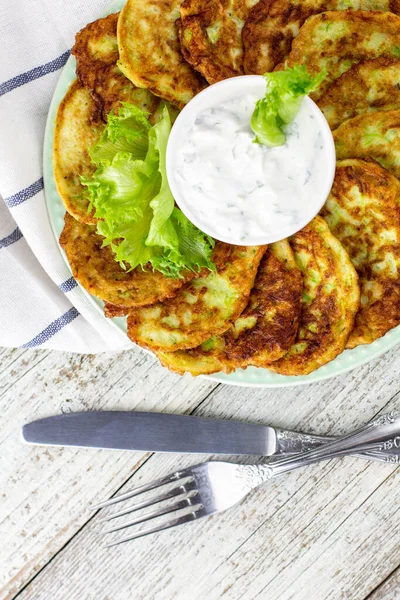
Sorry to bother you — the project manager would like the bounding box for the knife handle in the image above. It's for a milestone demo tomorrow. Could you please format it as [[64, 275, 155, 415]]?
[[275, 429, 330, 454], [274, 414, 400, 463], [240, 412, 400, 486]]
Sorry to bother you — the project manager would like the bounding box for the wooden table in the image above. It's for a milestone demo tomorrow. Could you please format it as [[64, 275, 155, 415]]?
[[1, 344, 399, 600]]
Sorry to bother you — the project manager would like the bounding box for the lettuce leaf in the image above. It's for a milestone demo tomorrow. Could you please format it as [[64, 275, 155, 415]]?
[[146, 109, 177, 249], [171, 208, 215, 269], [250, 100, 286, 147], [81, 103, 214, 278], [90, 103, 150, 163], [251, 64, 326, 147]]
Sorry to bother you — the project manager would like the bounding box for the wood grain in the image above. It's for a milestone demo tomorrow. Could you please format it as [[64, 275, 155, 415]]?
[[1, 345, 399, 600], [0, 347, 217, 599], [368, 566, 400, 599]]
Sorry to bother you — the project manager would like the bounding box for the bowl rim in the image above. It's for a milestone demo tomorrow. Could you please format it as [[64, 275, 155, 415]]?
[[166, 74, 336, 246]]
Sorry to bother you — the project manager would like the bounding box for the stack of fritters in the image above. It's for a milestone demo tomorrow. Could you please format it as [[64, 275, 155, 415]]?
[[56, 12, 193, 308], [54, 1, 400, 376]]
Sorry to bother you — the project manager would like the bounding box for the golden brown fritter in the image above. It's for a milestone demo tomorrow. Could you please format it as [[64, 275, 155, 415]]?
[[103, 303, 129, 318], [179, 0, 258, 84], [117, 0, 206, 109], [127, 243, 266, 352], [53, 81, 103, 224], [153, 240, 302, 375], [224, 239, 302, 367], [321, 159, 400, 348], [284, 11, 400, 100], [242, 0, 400, 76], [73, 14, 119, 103], [267, 217, 359, 376], [156, 336, 235, 375], [55, 17, 176, 225], [72, 13, 163, 122], [318, 58, 400, 129], [334, 110, 400, 179], [59, 213, 193, 308]]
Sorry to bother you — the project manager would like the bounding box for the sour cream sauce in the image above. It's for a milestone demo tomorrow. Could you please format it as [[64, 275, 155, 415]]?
[[167, 77, 335, 245]]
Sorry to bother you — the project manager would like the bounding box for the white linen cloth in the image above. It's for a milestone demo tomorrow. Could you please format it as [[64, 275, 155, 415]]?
[[0, 0, 134, 352]]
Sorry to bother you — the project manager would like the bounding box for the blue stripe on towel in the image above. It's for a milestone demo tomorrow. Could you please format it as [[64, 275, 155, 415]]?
[[0, 51, 70, 97], [22, 307, 80, 348], [0, 226, 23, 249], [59, 277, 78, 293], [4, 178, 44, 208]]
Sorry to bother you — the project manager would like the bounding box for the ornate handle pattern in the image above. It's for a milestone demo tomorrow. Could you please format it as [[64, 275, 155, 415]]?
[[274, 414, 400, 463], [237, 412, 400, 489]]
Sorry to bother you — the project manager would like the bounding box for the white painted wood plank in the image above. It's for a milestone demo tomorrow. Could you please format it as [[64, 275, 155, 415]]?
[[7, 346, 400, 600], [368, 567, 400, 600], [0, 347, 217, 599], [13, 453, 399, 600], [0, 348, 50, 396]]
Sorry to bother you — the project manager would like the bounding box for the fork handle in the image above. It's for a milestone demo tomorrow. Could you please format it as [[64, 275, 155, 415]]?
[[274, 428, 400, 463], [240, 412, 400, 486]]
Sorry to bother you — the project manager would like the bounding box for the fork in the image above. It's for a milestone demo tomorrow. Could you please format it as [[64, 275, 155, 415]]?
[[94, 412, 400, 547]]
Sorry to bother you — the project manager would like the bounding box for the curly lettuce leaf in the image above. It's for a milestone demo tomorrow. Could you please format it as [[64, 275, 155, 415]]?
[[81, 152, 157, 222], [146, 109, 178, 250], [106, 103, 151, 141], [101, 203, 162, 269], [251, 64, 326, 147], [90, 134, 148, 164], [81, 103, 215, 277], [170, 208, 214, 271], [250, 100, 286, 147], [89, 103, 150, 164]]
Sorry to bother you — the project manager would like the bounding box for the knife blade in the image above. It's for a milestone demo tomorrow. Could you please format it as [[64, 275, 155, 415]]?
[[21, 411, 278, 455]]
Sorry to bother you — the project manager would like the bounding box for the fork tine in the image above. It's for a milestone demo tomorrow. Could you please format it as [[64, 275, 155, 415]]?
[[92, 469, 193, 510], [99, 480, 198, 523], [102, 496, 201, 534], [105, 510, 202, 548]]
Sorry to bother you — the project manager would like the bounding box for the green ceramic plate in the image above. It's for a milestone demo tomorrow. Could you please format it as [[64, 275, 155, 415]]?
[[43, 0, 400, 387]]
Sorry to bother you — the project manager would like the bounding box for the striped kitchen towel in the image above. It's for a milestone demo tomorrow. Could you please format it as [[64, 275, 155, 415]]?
[[0, 0, 133, 352]]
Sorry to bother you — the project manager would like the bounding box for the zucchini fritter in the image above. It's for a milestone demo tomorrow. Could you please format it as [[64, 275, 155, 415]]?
[[117, 0, 206, 108], [321, 159, 400, 348], [242, 0, 400, 76], [53, 81, 103, 224], [267, 217, 359, 376], [318, 58, 400, 129], [104, 303, 129, 318], [55, 22, 173, 225], [60, 214, 192, 308], [224, 239, 302, 367], [334, 110, 400, 179], [179, 0, 258, 84], [127, 243, 266, 351], [157, 336, 235, 375], [284, 11, 400, 100], [72, 13, 163, 122], [155, 240, 302, 374]]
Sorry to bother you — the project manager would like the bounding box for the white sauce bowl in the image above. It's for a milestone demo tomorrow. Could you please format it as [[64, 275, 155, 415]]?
[[166, 75, 336, 246]]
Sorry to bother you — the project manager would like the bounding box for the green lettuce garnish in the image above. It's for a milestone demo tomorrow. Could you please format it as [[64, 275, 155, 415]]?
[[81, 103, 215, 278], [250, 65, 326, 147]]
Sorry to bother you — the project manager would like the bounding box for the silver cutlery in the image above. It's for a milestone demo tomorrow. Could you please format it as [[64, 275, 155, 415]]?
[[93, 412, 400, 547], [21, 410, 400, 463]]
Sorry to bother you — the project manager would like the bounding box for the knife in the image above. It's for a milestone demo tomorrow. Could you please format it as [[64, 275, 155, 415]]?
[[21, 411, 327, 455], [21, 411, 400, 461]]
